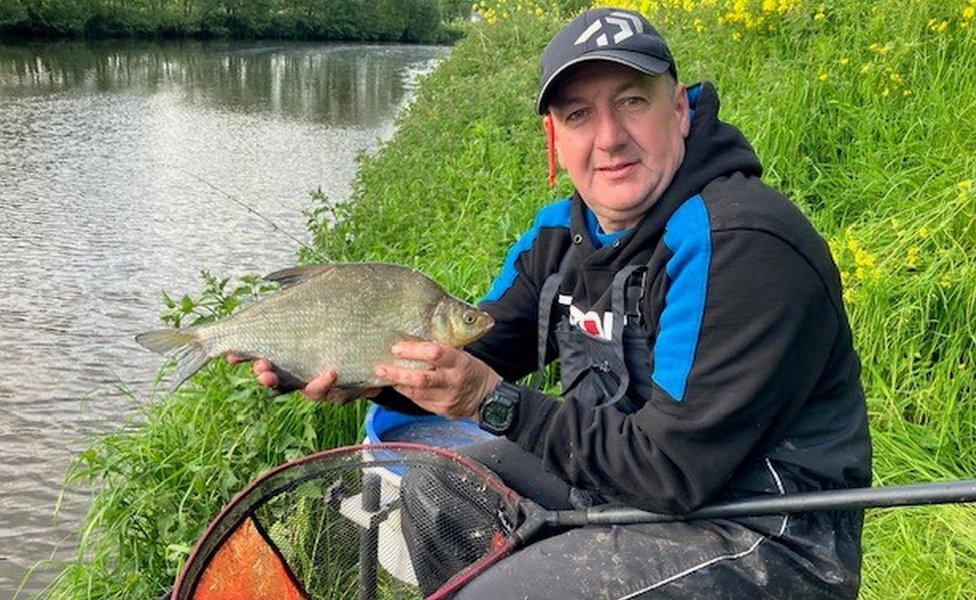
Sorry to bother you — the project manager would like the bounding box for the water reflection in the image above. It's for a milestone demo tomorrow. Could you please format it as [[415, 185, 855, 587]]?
[[0, 40, 438, 124], [0, 39, 447, 597]]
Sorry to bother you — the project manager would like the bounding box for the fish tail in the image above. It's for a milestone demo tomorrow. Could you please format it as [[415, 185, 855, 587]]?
[[135, 328, 211, 391]]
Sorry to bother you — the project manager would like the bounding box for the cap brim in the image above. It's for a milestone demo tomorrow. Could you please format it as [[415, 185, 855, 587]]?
[[536, 50, 671, 114]]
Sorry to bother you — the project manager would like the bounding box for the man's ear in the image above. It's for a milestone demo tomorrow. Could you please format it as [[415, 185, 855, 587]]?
[[674, 82, 691, 137]]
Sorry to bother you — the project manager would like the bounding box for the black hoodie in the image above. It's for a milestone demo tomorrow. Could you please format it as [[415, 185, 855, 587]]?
[[463, 81, 872, 513]]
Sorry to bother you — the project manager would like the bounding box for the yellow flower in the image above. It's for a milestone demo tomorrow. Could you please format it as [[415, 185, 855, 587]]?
[[732, 31, 742, 41], [814, 11, 825, 20], [918, 226, 931, 239], [958, 180, 972, 203], [907, 246, 920, 269], [902, 89, 913, 97], [819, 72, 829, 81], [881, 87, 890, 98], [860, 63, 872, 74], [854, 249, 876, 269], [839, 57, 850, 66], [828, 238, 841, 265], [868, 42, 891, 55], [940, 274, 952, 288], [964, 7, 975, 20]]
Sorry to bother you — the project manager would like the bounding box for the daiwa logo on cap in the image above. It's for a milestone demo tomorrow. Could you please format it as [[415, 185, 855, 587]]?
[[536, 7, 676, 114], [573, 11, 645, 47]]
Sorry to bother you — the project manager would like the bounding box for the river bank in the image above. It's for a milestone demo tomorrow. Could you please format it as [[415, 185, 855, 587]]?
[[45, 1, 976, 598]]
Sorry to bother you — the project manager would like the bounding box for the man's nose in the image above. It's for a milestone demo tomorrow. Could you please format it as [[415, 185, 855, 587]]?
[[593, 108, 629, 152]]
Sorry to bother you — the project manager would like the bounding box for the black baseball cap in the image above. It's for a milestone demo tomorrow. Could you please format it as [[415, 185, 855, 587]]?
[[537, 8, 677, 114]]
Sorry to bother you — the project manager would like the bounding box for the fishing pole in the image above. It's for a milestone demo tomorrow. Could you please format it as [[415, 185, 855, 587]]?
[[438, 476, 976, 599], [514, 478, 976, 544], [163, 162, 331, 264]]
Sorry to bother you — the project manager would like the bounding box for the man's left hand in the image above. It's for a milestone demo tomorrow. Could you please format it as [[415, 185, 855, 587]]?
[[375, 342, 502, 420]]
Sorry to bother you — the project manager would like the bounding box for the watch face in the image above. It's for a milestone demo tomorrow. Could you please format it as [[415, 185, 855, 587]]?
[[479, 382, 519, 435], [482, 401, 510, 427]]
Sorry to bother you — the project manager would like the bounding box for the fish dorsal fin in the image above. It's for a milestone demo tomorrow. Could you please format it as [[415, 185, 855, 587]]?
[[263, 264, 335, 288]]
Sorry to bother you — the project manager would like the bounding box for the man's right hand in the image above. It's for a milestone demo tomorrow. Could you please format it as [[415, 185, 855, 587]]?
[[226, 354, 338, 402]]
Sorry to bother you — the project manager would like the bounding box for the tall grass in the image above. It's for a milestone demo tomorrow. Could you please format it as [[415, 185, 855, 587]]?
[[44, 0, 976, 598], [311, 1, 976, 597]]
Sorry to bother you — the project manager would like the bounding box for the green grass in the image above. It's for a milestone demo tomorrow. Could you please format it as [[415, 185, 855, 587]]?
[[41, 362, 370, 599], [43, 0, 976, 598]]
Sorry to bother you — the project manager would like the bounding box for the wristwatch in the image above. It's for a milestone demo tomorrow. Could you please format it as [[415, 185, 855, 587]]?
[[477, 380, 521, 436]]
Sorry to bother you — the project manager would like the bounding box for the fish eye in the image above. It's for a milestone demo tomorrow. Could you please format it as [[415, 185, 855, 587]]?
[[462, 311, 476, 325]]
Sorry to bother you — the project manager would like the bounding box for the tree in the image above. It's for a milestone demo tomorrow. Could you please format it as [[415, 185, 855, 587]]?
[[403, 0, 440, 42]]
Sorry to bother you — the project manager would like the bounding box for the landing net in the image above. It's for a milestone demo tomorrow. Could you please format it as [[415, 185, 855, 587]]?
[[172, 443, 522, 600]]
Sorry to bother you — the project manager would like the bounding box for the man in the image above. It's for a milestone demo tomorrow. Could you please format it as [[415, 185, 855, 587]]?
[[244, 7, 871, 598]]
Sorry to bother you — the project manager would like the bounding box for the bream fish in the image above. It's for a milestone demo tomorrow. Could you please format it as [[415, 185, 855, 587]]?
[[135, 263, 494, 402]]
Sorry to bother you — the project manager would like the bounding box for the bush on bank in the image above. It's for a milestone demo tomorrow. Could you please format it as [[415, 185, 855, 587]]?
[[46, 0, 976, 598], [0, 0, 469, 43]]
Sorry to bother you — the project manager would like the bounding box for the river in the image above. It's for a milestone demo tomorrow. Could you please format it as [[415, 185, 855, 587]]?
[[0, 38, 448, 597]]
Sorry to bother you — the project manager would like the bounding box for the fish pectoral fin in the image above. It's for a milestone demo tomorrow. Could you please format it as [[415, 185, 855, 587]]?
[[273, 367, 307, 394], [262, 264, 336, 288], [393, 331, 425, 343], [322, 387, 368, 405]]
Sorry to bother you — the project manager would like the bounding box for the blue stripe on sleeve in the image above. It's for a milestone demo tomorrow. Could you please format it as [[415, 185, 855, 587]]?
[[481, 199, 573, 303], [653, 195, 712, 402]]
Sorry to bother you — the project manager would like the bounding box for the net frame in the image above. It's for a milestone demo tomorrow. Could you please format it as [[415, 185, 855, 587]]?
[[172, 442, 523, 600]]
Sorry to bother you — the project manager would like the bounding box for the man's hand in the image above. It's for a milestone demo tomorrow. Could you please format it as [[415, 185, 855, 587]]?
[[374, 342, 502, 419], [226, 354, 338, 402]]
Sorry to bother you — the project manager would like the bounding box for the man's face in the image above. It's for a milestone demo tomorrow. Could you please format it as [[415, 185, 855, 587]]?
[[548, 61, 690, 232]]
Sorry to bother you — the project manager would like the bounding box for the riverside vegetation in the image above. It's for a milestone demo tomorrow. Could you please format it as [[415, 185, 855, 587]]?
[[41, 0, 976, 598], [0, 0, 470, 42]]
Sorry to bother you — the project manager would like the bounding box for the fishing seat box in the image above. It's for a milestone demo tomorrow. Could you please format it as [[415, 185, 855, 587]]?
[[337, 404, 495, 585]]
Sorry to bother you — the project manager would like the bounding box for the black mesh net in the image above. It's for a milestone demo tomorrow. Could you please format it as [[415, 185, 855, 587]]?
[[173, 443, 522, 600]]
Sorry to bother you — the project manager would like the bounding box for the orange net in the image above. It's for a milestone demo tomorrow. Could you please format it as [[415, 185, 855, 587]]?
[[194, 517, 305, 600]]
